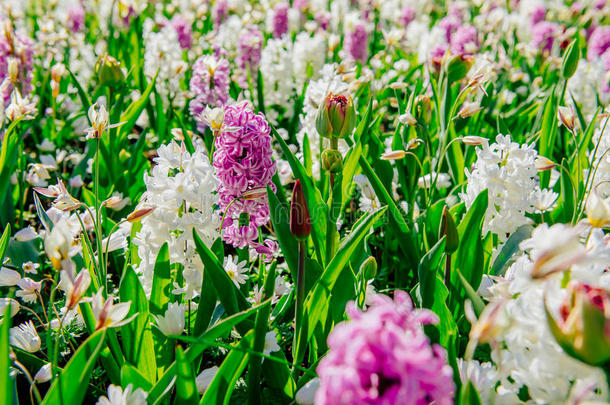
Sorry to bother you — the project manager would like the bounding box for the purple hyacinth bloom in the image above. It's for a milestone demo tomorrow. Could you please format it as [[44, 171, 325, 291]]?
[[450, 25, 478, 56], [399, 6, 416, 27], [190, 53, 230, 129], [531, 21, 559, 53], [315, 291, 455, 405], [0, 23, 34, 104], [214, 102, 276, 249], [237, 24, 263, 72], [66, 4, 85, 32], [171, 15, 192, 50], [345, 21, 368, 63], [530, 4, 546, 25], [213, 0, 229, 28], [272, 3, 289, 38], [588, 26, 610, 62], [438, 15, 461, 42]]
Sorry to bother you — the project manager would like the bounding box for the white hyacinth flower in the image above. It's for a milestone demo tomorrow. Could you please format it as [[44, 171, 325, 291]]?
[[96, 384, 147, 405], [263, 331, 281, 356], [154, 302, 185, 336], [295, 378, 320, 405], [10, 321, 41, 352], [196, 366, 219, 394]]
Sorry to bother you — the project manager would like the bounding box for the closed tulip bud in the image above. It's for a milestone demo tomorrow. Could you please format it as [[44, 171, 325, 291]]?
[[440, 206, 459, 254], [119, 149, 131, 163], [127, 206, 155, 223], [380, 150, 406, 161], [316, 93, 356, 139], [7, 58, 18, 83], [446, 54, 474, 83], [321, 149, 344, 172], [561, 37, 580, 79], [290, 180, 311, 241], [455, 102, 483, 119], [546, 282, 610, 366], [558, 105, 576, 133], [95, 53, 124, 88], [461, 135, 488, 146]]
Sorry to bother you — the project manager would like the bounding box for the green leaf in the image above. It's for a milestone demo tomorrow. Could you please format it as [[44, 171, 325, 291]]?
[[267, 186, 298, 280], [33, 193, 54, 232], [270, 125, 328, 263], [459, 381, 482, 405], [193, 230, 249, 318], [0, 119, 21, 204], [455, 268, 485, 316], [491, 224, 532, 276], [0, 223, 10, 268], [0, 300, 13, 405], [67, 68, 91, 114], [174, 346, 199, 405], [418, 237, 446, 309], [300, 208, 386, 352], [42, 329, 107, 405], [148, 304, 265, 404], [150, 243, 171, 316], [121, 364, 153, 393], [538, 85, 559, 188], [119, 266, 157, 383], [118, 70, 157, 143], [200, 333, 252, 405], [454, 190, 488, 291]]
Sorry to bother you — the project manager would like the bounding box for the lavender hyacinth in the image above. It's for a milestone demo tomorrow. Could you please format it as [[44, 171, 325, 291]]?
[[345, 21, 368, 63], [315, 291, 455, 405], [531, 21, 559, 54], [214, 102, 276, 251], [0, 22, 34, 104], [588, 26, 610, 65], [272, 3, 289, 38], [190, 51, 230, 130], [171, 15, 192, 50], [237, 24, 263, 72], [66, 4, 85, 33], [450, 25, 478, 56]]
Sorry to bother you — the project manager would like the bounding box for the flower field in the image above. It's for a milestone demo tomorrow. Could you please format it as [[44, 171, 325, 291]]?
[[1, 0, 610, 404]]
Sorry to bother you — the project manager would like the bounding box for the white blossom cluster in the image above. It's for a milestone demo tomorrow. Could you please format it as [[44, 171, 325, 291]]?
[[462, 134, 551, 241], [143, 20, 188, 108], [134, 140, 219, 298], [464, 224, 610, 403]]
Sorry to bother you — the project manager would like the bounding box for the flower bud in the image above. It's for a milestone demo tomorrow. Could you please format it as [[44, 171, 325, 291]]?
[[535, 156, 556, 171], [315, 93, 356, 139], [95, 53, 124, 88], [414, 95, 432, 123], [455, 102, 482, 119], [558, 105, 576, 133], [380, 150, 406, 161], [127, 206, 155, 223], [586, 188, 610, 228], [7, 58, 19, 83], [460, 136, 488, 146], [440, 206, 459, 254], [321, 149, 343, 173], [446, 54, 474, 83], [546, 282, 610, 366], [290, 180, 311, 241], [561, 37, 580, 79]]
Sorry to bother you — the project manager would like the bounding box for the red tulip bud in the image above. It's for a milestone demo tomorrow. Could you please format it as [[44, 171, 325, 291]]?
[[290, 180, 311, 241]]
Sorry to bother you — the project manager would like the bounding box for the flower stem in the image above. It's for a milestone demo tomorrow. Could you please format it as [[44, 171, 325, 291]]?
[[293, 240, 306, 368], [444, 253, 452, 286]]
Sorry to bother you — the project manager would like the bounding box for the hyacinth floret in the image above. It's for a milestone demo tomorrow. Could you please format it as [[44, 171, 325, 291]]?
[[214, 102, 276, 251], [315, 290, 455, 405]]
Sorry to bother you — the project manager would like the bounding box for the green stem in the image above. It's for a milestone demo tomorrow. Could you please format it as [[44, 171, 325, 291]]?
[[444, 253, 452, 286], [293, 240, 306, 370]]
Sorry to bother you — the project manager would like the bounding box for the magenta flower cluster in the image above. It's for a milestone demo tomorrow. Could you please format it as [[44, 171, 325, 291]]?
[[190, 51, 230, 130], [214, 102, 277, 252], [345, 21, 368, 62], [66, 4, 85, 33], [531, 21, 559, 53], [272, 3, 289, 38], [450, 25, 478, 56], [315, 291, 455, 405], [171, 15, 192, 50], [0, 24, 34, 104], [588, 26, 610, 70]]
